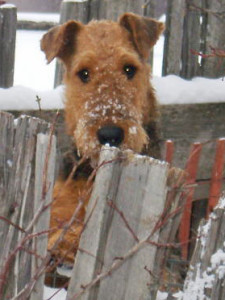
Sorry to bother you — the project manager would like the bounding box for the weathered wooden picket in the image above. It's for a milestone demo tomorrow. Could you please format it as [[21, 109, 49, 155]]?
[[0, 4, 17, 88], [0, 111, 57, 299], [66, 148, 185, 300], [180, 193, 225, 300]]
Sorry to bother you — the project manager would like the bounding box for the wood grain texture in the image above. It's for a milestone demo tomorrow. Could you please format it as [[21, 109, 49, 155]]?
[[67, 148, 170, 300], [162, 0, 186, 76], [0, 112, 56, 299], [0, 5, 17, 87]]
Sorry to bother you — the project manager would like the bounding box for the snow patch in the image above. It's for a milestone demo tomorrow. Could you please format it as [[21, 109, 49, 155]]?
[[156, 290, 168, 300], [129, 126, 137, 135], [43, 286, 67, 300], [215, 195, 225, 210], [17, 12, 59, 23], [0, 85, 65, 110], [1, 4, 16, 9], [153, 75, 225, 105], [211, 249, 225, 279]]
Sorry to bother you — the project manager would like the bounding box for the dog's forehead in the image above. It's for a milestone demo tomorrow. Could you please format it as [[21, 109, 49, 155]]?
[[76, 20, 134, 53]]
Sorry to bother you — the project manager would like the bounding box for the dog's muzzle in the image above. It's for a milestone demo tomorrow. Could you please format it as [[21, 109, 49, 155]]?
[[97, 125, 124, 147]]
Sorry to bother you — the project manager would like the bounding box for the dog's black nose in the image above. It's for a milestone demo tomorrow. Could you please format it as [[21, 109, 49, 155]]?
[[97, 125, 124, 147]]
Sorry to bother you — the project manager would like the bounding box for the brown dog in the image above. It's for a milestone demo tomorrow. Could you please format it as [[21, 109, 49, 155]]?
[[41, 13, 164, 271]]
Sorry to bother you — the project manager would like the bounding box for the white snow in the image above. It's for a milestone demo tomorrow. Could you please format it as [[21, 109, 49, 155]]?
[[156, 290, 168, 300], [1, 4, 16, 9], [153, 75, 225, 105], [43, 286, 67, 300], [0, 85, 64, 110], [14, 30, 56, 91], [2, 75, 223, 111], [17, 12, 59, 23], [211, 249, 225, 279]]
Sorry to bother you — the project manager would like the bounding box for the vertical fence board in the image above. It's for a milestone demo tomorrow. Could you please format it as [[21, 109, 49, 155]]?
[[30, 133, 56, 300], [0, 111, 14, 221], [0, 4, 17, 88], [67, 148, 170, 300], [162, 0, 186, 76], [101, 0, 145, 20], [2, 116, 49, 298], [180, 0, 202, 78], [98, 156, 168, 300], [164, 140, 174, 164], [201, 0, 225, 78], [179, 143, 202, 260], [66, 147, 122, 300], [207, 139, 225, 216]]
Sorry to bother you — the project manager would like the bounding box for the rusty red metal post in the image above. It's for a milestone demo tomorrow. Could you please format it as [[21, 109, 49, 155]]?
[[179, 142, 203, 260], [207, 138, 225, 217]]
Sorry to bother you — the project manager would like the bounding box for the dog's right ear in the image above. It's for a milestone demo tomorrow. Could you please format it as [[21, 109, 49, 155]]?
[[41, 20, 83, 64], [119, 13, 164, 60]]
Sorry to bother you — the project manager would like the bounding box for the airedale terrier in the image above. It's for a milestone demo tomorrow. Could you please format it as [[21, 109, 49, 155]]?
[[41, 12, 164, 272]]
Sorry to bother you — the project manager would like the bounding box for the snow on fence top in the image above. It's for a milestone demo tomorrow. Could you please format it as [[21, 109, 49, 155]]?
[[0, 76, 224, 111]]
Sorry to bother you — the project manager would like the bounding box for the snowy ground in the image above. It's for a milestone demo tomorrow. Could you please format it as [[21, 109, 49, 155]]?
[[43, 286, 67, 300]]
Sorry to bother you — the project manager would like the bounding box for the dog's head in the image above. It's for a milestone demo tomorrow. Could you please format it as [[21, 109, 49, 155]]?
[[41, 13, 164, 166]]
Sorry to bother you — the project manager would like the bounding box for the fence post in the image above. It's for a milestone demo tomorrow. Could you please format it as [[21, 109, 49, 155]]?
[[104, 0, 145, 20], [54, 0, 89, 87], [179, 143, 203, 260], [143, 0, 156, 69], [162, 0, 186, 76], [0, 4, 17, 88], [180, 0, 202, 79]]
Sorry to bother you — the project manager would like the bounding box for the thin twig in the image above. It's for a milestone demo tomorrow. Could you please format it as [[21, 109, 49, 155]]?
[[188, 3, 225, 19], [108, 200, 139, 242]]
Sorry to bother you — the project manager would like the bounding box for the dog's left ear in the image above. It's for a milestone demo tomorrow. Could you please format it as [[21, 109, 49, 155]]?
[[41, 20, 83, 64], [119, 13, 164, 60]]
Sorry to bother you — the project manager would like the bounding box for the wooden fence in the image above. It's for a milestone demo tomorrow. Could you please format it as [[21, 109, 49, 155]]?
[[163, 0, 225, 79], [9, 101, 225, 263], [1, 113, 224, 299], [1, 0, 224, 88], [0, 111, 57, 299], [164, 139, 225, 261], [0, 111, 186, 299]]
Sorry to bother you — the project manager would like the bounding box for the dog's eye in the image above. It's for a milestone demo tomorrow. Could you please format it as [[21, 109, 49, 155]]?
[[77, 69, 90, 83], [123, 65, 136, 79]]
